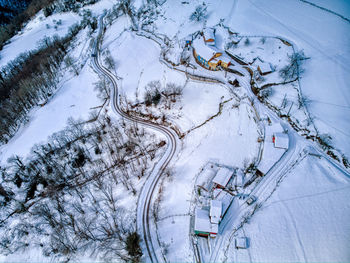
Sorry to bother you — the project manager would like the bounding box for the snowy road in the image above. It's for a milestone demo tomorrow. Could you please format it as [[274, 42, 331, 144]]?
[[92, 16, 179, 263]]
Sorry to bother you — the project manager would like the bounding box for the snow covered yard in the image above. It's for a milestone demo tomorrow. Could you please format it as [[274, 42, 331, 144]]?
[[228, 156, 350, 262]]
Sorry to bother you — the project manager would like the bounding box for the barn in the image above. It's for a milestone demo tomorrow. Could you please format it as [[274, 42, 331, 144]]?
[[212, 167, 233, 189], [194, 208, 218, 237]]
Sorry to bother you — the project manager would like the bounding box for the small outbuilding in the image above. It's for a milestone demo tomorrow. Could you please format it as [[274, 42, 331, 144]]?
[[212, 167, 233, 189], [235, 237, 248, 249], [203, 28, 216, 46], [194, 208, 218, 237], [210, 200, 222, 224], [273, 132, 289, 149]]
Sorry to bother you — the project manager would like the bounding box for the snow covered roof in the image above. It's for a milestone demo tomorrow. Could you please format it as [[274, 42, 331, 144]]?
[[210, 200, 222, 224], [274, 132, 289, 149], [193, 37, 217, 61], [211, 53, 231, 65], [203, 28, 215, 43], [213, 167, 233, 187], [235, 237, 248, 249], [194, 208, 218, 234]]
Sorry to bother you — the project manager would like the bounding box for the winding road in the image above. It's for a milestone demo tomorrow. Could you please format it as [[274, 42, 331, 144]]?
[[92, 15, 178, 263]]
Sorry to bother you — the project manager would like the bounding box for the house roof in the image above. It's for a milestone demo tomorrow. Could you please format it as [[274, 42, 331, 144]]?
[[210, 200, 222, 224], [194, 208, 218, 234], [213, 167, 233, 187], [193, 36, 217, 61], [203, 28, 215, 42], [235, 237, 248, 248], [274, 132, 289, 149]]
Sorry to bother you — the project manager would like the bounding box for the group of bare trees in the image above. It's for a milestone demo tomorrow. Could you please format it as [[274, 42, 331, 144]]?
[[279, 50, 308, 81], [0, 0, 57, 50], [0, 111, 164, 261], [0, 15, 99, 145], [143, 81, 183, 107]]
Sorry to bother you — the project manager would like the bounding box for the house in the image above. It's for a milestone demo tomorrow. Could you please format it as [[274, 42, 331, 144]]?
[[192, 32, 232, 71], [210, 200, 222, 224], [212, 167, 233, 189], [211, 54, 232, 69], [203, 28, 216, 46], [235, 237, 248, 249], [192, 37, 221, 70], [273, 132, 289, 149], [194, 208, 218, 237]]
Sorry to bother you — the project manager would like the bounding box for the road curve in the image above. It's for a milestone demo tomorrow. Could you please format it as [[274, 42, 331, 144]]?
[[92, 15, 178, 263]]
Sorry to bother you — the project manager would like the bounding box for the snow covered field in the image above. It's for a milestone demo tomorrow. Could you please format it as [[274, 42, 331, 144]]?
[[229, 156, 350, 262], [0, 0, 349, 262], [225, 0, 350, 157]]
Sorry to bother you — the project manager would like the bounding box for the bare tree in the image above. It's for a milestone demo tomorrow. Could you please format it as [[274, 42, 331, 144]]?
[[279, 50, 308, 81], [190, 3, 208, 22]]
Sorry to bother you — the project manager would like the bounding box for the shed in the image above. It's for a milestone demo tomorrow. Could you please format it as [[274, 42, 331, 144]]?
[[213, 167, 233, 189], [194, 208, 218, 237], [210, 200, 222, 224], [273, 132, 289, 149], [203, 28, 215, 45], [235, 237, 248, 249]]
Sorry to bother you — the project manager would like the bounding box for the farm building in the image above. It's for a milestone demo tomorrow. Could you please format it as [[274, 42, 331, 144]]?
[[194, 208, 218, 237], [210, 200, 222, 224], [273, 132, 289, 149], [212, 167, 233, 189]]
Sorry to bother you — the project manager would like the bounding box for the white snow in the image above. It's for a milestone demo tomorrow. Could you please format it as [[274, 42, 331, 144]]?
[[231, 156, 350, 262]]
